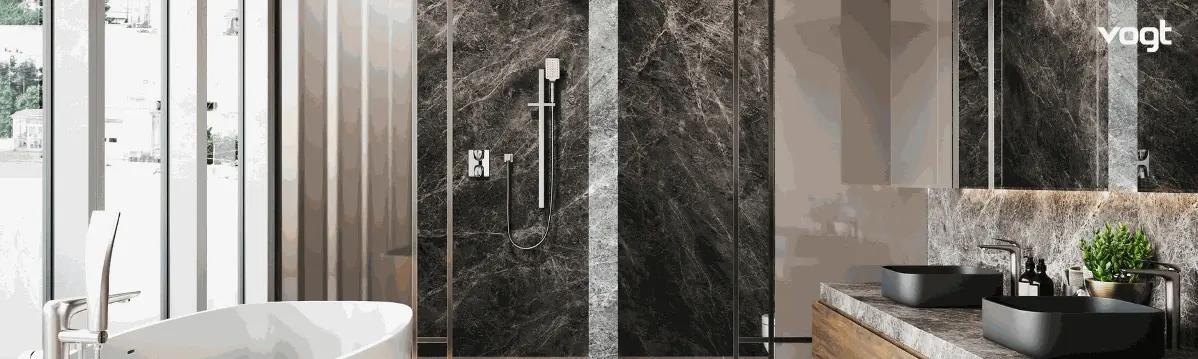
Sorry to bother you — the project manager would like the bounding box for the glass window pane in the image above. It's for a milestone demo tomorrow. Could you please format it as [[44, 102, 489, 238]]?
[[206, 0, 240, 310], [104, 0, 163, 331], [0, 1, 45, 353]]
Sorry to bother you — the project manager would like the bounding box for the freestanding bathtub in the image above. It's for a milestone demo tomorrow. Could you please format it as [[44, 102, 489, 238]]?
[[72, 301, 412, 359]]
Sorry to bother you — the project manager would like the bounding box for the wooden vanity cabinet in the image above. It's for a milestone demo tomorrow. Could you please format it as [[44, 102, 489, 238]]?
[[811, 300, 927, 359]]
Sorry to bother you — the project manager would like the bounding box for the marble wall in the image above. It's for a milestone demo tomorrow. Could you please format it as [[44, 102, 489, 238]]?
[[415, 0, 449, 340], [1000, 0, 1109, 189], [450, 0, 591, 356], [616, 0, 771, 356], [415, 0, 766, 356], [415, 0, 590, 356], [956, 0, 991, 188], [960, 0, 1198, 193], [616, 0, 736, 355], [587, 0, 619, 357], [1137, 0, 1198, 192], [958, 0, 1111, 190], [928, 188, 1198, 348], [738, 0, 773, 354]]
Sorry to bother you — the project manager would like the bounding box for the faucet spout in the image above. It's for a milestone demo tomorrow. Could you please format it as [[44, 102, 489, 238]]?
[[42, 291, 138, 359], [83, 211, 121, 337]]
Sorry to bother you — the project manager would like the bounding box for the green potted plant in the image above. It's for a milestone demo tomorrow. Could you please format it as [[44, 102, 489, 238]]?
[[1078, 223, 1153, 304]]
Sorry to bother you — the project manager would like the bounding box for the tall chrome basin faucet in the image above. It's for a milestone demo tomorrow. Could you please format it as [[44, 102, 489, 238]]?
[[1123, 261, 1182, 350], [978, 238, 1022, 296]]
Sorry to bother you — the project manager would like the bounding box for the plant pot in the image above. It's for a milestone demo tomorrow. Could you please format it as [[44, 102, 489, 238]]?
[[1085, 278, 1152, 304]]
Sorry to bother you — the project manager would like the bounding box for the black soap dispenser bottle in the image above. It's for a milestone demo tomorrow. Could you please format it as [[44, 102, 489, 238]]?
[[1032, 259, 1054, 296], [1017, 256, 1036, 296]]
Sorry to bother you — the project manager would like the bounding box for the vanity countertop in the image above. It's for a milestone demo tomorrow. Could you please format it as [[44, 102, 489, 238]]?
[[819, 282, 1198, 359]]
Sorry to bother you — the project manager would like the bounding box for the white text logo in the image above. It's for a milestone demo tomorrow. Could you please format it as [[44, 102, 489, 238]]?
[[1098, 19, 1174, 53]]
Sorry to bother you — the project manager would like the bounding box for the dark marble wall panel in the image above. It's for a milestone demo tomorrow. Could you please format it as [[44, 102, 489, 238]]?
[[738, 0, 771, 355], [1138, 0, 1198, 192], [928, 188, 1198, 348], [992, 0, 1005, 187], [450, 0, 590, 356], [957, 0, 989, 188], [617, 0, 737, 356], [415, 0, 449, 338], [998, 0, 1108, 190]]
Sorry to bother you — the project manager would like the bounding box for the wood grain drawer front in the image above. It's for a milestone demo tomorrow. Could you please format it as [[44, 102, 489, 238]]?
[[812, 300, 927, 359]]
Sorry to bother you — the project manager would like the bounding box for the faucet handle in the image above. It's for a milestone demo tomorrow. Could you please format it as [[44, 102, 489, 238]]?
[[990, 238, 1020, 247], [1143, 260, 1181, 272], [1121, 268, 1180, 282]]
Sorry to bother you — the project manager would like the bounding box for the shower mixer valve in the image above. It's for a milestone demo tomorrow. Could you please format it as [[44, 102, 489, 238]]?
[[467, 150, 490, 178]]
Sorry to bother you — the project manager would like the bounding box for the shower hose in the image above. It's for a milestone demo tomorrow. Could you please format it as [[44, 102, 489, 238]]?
[[505, 83, 556, 250]]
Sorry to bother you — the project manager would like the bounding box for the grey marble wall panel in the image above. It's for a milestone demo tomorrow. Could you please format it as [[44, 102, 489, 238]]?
[[929, 188, 1198, 348], [1137, 0, 1198, 192], [450, 0, 590, 356], [617, 0, 737, 356], [588, 0, 618, 357], [738, 0, 771, 355], [1108, 0, 1138, 192], [415, 0, 449, 338]]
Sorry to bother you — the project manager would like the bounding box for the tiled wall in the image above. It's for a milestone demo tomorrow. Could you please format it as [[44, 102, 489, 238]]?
[[928, 188, 1198, 347]]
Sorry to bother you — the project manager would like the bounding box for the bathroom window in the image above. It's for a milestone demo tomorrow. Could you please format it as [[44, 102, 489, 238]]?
[[0, 1, 268, 353], [0, 0, 45, 355], [103, 0, 164, 332], [206, 0, 241, 310]]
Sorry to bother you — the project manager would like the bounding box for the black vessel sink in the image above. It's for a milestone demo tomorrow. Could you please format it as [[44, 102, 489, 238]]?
[[983, 296, 1165, 359], [880, 265, 1002, 308]]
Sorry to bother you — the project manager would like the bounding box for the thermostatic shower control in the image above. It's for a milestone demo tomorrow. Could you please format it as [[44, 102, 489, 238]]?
[[468, 150, 490, 178]]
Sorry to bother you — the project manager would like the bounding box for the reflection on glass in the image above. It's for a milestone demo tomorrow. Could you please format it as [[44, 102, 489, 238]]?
[[206, 0, 240, 310], [0, 1, 44, 354], [104, 0, 163, 332]]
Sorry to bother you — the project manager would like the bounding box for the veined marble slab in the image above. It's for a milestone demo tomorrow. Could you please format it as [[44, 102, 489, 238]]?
[[820, 283, 1198, 359]]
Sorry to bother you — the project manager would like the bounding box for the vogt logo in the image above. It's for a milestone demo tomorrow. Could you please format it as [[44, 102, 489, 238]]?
[[1098, 19, 1174, 53]]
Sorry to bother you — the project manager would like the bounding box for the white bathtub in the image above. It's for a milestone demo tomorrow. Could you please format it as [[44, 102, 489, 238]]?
[[88, 301, 412, 359]]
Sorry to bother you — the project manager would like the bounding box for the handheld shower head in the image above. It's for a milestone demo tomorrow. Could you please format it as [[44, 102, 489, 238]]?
[[545, 58, 561, 82]]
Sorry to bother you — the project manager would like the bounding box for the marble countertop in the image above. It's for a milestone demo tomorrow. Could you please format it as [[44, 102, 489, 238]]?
[[819, 283, 1198, 359]]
